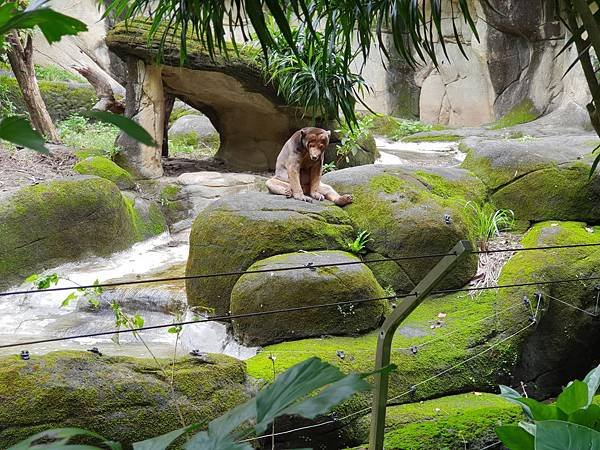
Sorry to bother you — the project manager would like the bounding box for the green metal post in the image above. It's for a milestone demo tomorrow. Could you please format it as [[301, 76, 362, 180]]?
[[368, 240, 473, 450]]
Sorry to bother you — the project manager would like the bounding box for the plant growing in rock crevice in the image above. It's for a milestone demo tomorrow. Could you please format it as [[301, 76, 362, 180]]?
[[463, 201, 515, 251], [347, 230, 371, 255]]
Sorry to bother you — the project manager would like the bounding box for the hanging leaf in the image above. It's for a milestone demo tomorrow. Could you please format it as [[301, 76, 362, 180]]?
[[495, 425, 535, 450], [556, 380, 589, 415], [535, 420, 600, 450], [133, 424, 199, 450], [83, 111, 157, 147], [0, 116, 49, 154]]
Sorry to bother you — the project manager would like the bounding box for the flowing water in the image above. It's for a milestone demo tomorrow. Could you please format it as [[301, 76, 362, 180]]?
[[0, 138, 460, 360]]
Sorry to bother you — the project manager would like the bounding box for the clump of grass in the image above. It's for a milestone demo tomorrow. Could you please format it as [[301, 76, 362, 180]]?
[[347, 230, 371, 255], [463, 201, 515, 250], [58, 114, 121, 159], [169, 132, 220, 159], [369, 114, 445, 140], [34, 64, 85, 83]]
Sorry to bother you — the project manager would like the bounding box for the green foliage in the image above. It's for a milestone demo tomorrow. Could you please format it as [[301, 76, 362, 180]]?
[[496, 364, 600, 449], [369, 114, 440, 141], [0, 115, 48, 153], [58, 114, 121, 159], [463, 202, 514, 249], [336, 115, 374, 161], [169, 132, 220, 159], [11, 357, 375, 449], [84, 111, 156, 147], [25, 273, 58, 290], [322, 161, 337, 174], [25, 273, 102, 309], [347, 230, 371, 255], [263, 24, 368, 123], [33, 64, 84, 82]]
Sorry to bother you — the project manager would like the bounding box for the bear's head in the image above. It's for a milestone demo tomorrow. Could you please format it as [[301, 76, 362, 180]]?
[[300, 128, 331, 161]]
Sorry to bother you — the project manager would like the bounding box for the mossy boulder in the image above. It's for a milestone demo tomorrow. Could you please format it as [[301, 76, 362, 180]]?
[[0, 351, 249, 446], [496, 221, 600, 397], [322, 165, 481, 293], [0, 75, 96, 122], [325, 131, 380, 169], [230, 251, 388, 346], [0, 176, 141, 290], [185, 193, 355, 315], [73, 156, 136, 190], [380, 392, 520, 449], [461, 135, 600, 223]]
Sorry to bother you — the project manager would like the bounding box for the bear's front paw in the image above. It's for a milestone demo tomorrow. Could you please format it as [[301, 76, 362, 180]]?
[[293, 193, 313, 203], [311, 192, 325, 201], [334, 194, 353, 207]]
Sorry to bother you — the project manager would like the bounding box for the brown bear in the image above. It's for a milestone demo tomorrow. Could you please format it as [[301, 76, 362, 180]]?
[[266, 127, 353, 206]]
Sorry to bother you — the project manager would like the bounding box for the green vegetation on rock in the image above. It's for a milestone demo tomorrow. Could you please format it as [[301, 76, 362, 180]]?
[[0, 75, 96, 122], [0, 351, 249, 447], [58, 114, 121, 159], [169, 131, 220, 159], [382, 393, 521, 449], [489, 99, 538, 130], [230, 250, 387, 345], [402, 133, 462, 143], [122, 194, 168, 240], [369, 114, 445, 140], [73, 156, 136, 189]]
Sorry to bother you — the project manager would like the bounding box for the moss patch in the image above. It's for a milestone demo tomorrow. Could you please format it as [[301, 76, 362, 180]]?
[[489, 99, 538, 130], [74, 156, 136, 190], [0, 351, 249, 447], [122, 194, 168, 240], [382, 393, 521, 449]]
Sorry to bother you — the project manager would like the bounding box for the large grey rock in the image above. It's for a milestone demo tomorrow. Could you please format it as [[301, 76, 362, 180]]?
[[185, 193, 355, 315], [169, 114, 217, 137], [231, 251, 388, 346]]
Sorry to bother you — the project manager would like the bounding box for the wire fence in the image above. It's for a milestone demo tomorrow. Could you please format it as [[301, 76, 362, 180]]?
[[2, 241, 600, 448]]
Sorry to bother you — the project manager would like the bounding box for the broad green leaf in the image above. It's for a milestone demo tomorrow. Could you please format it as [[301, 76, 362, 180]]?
[[7, 428, 109, 449], [584, 364, 600, 405], [207, 399, 256, 437], [535, 420, 600, 450], [0, 7, 87, 44], [499, 385, 533, 419], [254, 357, 346, 433], [0, 116, 49, 154], [282, 373, 370, 419], [568, 404, 600, 430], [83, 111, 156, 147], [495, 425, 534, 450], [184, 431, 251, 450], [24, 274, 39, 283], [61, 292, 78, 308], [556, 380, 589, 415], [133, 424, 198, 450], [499, 386, 560, 421]]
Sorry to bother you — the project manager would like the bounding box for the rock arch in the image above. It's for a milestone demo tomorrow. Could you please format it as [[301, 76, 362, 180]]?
[[106, 21, 310, 177]]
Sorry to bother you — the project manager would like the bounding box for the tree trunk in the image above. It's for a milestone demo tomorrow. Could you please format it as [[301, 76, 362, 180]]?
[[6, 32, 60, 143]]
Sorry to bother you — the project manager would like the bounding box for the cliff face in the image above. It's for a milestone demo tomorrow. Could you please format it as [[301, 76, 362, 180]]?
[[409, 0, 590, 126]]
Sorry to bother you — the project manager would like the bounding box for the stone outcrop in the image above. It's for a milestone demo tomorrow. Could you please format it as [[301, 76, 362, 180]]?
[[106, 20, 310, 174]]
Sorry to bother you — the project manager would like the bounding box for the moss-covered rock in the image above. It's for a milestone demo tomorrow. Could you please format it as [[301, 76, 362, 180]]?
[[185, 193, 355, 315], [380, 392, 520, 449], [230, 251, 388, 346], [0, 75, 96, 122], [325, 131, 380, 169], [489, 98, 538, 130], [73, 156, 136, 190], [0, 351, 249, 446], [496, 221, 600, 397], [461, 135, 600, 223], [0, 176, 140, 290], [159, 183, 190, 225], [322, 165, 481, 293], [122, 193, 168, 240]]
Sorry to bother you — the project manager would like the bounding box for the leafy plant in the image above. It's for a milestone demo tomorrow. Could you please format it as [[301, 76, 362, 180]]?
[[33, 64, 84, 82], [10, 357, 383, 449], [26, 273, 102, 309], [169, 132, 220, 159], [336, 115, 374, 162], [263, 24, 368, 124], [322, 161, 336, 174], [58, 114, 121, 159], [463, 202, 514, 250], [496, 363, 600, 449], [347, 230, 371, 255]]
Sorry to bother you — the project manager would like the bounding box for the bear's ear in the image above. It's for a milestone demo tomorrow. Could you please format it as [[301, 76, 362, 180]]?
[[326, 130, 331, 138], [300, 129, 305, 138]]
